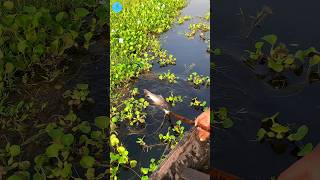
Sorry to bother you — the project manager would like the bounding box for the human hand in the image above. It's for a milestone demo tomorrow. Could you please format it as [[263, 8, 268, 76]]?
[[278, 144, 320, 180], [195, 108, 210, 141]]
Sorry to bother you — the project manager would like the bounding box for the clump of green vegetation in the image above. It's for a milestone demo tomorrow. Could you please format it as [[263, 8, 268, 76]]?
[[245, 34, 320, 86], [139, 158, 159, 180], [185, 22, 209, 39], [159, 121, 185, 149], [205, 12, 210, 21], [165, 92, 183, 106], [110, 134, 138, 179], [159, 70, 178, 83], [157, 50, 176, 66], [187, 72, 210, 88], [213, 107, 234, 128], [63, 83, 94, 108], [177, 15, 192, 24], [256, 112, 313, 156], [190, 97, 207, 110]]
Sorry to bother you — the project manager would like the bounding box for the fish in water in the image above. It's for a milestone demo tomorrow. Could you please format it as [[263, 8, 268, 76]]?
[[143, 89, 171, 113], [199, 31, 206, 40]]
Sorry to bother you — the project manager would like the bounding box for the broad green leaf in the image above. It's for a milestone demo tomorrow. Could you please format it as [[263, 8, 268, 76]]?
[[295, 50, 305, 62], [9, 145, 21, 157], [267, 131, 275, 138], [61, 163, 72, 178], [140, 167, 149, 175], [75, 8, 89, 18], [56, 12, 65, 22], [84, 32, 93, 42], [310, 55, 320, 67], [262, 34, 277, 46], [255, 41, 264, 50], [110, 134, 119, 147], [287, 125, 308, 141], [268, 60, 283, 72], [33, 44, 45, 56], [110, 152, 119, 163], [62, 134, 74, 146], [271, 123, 289, 134], [48, 128, 64, 141], [23, 6, 36, 14], [95, 116, 108, 129], [141, 176, 148, 180], [304, 47, 317, 56], [45, 143, 64, 157], [80, 155, 95, 168], [130, 160, 137, 168], [79, 121, 91, 134], [222, 118, 233, 128], [3, 1, 14, 10], [257, 128, 267, 141], [297, 143, 313, 156]]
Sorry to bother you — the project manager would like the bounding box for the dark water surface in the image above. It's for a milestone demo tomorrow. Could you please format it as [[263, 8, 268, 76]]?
[[119, 0, 210, 179], [213, 0, 320, 179]]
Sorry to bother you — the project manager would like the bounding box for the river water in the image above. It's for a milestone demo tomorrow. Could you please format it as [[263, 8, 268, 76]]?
[[213, 0, 320, 179]]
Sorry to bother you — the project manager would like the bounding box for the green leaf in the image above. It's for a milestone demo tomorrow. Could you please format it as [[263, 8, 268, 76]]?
[[79, 121, 91, 134], [84, 32, 93, 42], [268, 60, 283, 72], [310, 55, 320, 67], [9, 145, 21, 157], [287, 125, 308, 141], [110, 134, 119, 147], [295, 50, 305, 62], [267, 131, 275, 138], [141, 176, 148, 180], [213, 48, 222, 56], [222, 118, 233, 128], [3, 1, 14, 10], [61, 163, 72, 178], [33, 44, 45, 56], [110, 153, 120, 163], [45, 143, 64, 157], [257, 128, 267, 141], [7, 175, 21, 180], [271, 123, 289, 134], [75, 8, 89, 18], [255, 41, 264, 50], [80, 155, 95, 168], [48, 128, 64, 141], [297, 143, 313, 157], [130, 160, 137, 168], [304, 47, 317, 56], [23, 6, 36, 14], [140, 167, 149, 175], [95, 116, 108, 129], [262, 34, 277, 46], [56, 12, 65, 22], [62, 134, 74, 146]]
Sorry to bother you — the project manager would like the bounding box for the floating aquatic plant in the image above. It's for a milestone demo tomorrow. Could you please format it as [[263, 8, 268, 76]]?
[[165, 92, 183, 106], [187, 72, 210, 88], [177, 15, 192, 24], [158, 70, 178, 83]]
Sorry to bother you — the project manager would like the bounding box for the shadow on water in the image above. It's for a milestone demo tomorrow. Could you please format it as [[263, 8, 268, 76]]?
[[213, 0, 320, 179], [118, 0, 210, 179]]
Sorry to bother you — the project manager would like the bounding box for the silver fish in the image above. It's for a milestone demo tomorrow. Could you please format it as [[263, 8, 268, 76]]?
[[143, 89, 170, 113]]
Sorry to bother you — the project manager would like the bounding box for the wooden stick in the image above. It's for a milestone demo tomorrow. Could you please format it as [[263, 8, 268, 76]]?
[[169, 112, 211, 133]]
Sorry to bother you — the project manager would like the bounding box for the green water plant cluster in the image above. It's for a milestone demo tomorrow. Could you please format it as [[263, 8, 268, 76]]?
[[213, 107, 234, 129], [139, 158, 159, 180], [190, 97, 207, 111], [63, 83, 94, 108], [165, 92, 183, 106], [245, 34, 320, 84], [257, 112, 314, 156], [187, 72, 210, 88], [159, 121, 185, 149], [185, 22, 209, 39], [158, 70, 178, 83], [177, 15, 192, 24], [157, 50, 176, 67]]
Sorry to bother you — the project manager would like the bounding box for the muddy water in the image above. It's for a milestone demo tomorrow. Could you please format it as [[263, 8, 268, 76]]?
[[213, 0, 320, 179], [118, 0, 210, 179]]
